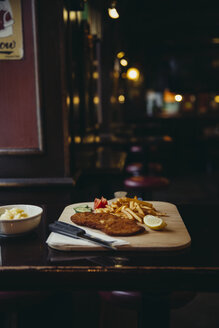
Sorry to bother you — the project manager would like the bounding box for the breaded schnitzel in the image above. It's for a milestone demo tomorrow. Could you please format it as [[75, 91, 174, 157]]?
[[71, 212, 145, 236]]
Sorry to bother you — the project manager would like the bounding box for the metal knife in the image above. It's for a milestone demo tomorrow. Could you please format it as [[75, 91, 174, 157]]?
[[49, 221, 117, 251]]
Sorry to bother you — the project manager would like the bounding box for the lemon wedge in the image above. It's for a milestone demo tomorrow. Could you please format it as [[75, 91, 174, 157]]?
[[143, 215, 167, 230]]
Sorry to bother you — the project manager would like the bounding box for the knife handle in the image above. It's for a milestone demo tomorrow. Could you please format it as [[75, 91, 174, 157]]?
[[49, 223, 117, 251], [49, 224, 80, 239]]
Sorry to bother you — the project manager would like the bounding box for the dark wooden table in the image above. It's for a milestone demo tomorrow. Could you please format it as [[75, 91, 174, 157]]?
[[0, 201, 219, 293]]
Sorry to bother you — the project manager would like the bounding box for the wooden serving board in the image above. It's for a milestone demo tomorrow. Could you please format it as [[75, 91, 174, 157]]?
[[51, 201, 191, 251]]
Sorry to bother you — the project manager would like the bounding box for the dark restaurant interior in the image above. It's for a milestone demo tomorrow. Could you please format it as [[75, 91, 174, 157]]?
[[1, 0, 219, 205], [1, 0, 219, 327]]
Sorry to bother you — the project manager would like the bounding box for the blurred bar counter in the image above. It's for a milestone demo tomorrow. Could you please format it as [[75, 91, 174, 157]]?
[[73, 132, 174, 177], [72, 132, 173, 200], [74, 134, 173, 151], [74, 146, 127, 175]]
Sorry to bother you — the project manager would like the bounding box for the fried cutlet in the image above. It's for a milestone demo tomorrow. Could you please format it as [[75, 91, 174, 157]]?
[[70, 212, 145, 236]]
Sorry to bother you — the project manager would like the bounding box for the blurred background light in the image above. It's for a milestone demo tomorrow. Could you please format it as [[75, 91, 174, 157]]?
[[126, 67, 140, 81], [73, 96, 80, 105], [212, 38, 219, 44], [68, 136, 72, 144], [118, 95, 125, 103], [110, 96, 117, 104], [74, 136, 81, 143], [69, 11, 76, 21], [108, 8, 119, 19], [120, 58, 128, 66], [66, 95, 71, 106], [214, 95, 219, 103], [164, 89, 175, 102], [63, 8, 68, 23], [92, 71, 99, 79], [113, 71, 120, 78], [93, 96, 99, 104], [117, 51, 125, 59], [175, 94, 183, 102]]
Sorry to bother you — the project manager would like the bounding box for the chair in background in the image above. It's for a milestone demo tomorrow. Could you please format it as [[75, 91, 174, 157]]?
[[124, 175, 170, 200], [125, 162, 144, 176], [99, 290, 170, 328], [124, 142, 170, 200]]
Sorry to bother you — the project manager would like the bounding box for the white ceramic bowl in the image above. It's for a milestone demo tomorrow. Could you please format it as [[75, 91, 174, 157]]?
[[0, 204, 43, 236]]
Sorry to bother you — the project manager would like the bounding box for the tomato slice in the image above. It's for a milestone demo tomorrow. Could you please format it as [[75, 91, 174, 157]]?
[[94, 198, 101, 209], [100, 196, 108, 206], [94, 197, 108, 209]]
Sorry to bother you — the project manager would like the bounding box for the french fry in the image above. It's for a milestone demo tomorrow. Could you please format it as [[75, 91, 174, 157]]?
[[135, 203, 145, 216], [121, 206, 134, 220], [94, 196, 166, 223], [125, 208, 142, 223], [123, 197, 154, 208], [115, 205, 123, 213]]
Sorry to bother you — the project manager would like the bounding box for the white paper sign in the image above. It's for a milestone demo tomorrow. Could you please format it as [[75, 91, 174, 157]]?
[[0, 0, 23, 60]]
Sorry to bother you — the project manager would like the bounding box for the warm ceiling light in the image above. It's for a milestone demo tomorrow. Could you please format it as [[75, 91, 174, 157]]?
[[118, 95, 125, 103], [120, 58, 128, 66], [117, 51, 125, 59], [175, 94, 183, 102], [126, 67, 140, 81], [108, 7, 119, 19]]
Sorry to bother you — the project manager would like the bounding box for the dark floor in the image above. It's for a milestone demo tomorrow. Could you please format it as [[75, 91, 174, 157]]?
[[170, 292, 219, 328], [99, 291, 219, 328], [3, 290, 218, 328]]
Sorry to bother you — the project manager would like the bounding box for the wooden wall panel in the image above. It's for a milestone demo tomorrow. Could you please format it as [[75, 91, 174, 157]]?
[[0, 0, 42, 152], [0, 0, 70, 178]]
